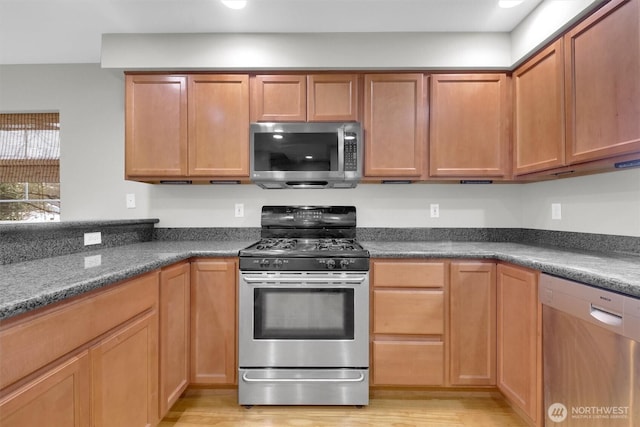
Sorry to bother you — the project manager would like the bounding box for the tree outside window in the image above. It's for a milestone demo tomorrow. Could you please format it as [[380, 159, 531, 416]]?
[[0, 113, 60, 222]]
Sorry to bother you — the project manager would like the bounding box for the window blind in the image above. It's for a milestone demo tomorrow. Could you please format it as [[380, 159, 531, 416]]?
[[0, 112, 60, 182]]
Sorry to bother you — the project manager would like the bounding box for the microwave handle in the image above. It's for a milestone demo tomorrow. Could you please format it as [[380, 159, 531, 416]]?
[[338, 127, 345, 172]]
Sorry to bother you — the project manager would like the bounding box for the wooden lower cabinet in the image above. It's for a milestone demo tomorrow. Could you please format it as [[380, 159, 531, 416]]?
[[497, 263, 542, 426], [449, 261, 496, 386], [374, 289, 444, 335], [91, 310, 159, 427], [159, 262, 190, 418], [190, 258, 237, 385], [373, 341, 444, 385], [0, 352, 90, 427], [0, 272, 160, 427], [371, 259, 446, 387]]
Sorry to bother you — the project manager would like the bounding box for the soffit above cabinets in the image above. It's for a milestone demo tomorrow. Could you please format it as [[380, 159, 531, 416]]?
[[1, 0, 605, 67]]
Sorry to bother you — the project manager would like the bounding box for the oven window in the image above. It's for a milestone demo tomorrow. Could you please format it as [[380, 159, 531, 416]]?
[[254, 288, 354, 340], [253, 132, 339, 172]]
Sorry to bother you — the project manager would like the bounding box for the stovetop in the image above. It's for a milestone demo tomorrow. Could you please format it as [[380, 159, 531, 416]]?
[[239, 206, 369, 271], [247, 238, 365, 254]]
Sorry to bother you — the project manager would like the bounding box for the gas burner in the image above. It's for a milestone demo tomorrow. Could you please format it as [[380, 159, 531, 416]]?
[[239, 206, 369, 271], [315, 239, 359, 252], [255, 238, 297, 251]]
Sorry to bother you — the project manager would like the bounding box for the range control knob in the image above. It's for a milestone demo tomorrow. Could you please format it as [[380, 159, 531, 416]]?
[[340, 259, 350, 269], [259, 258, 270, 268], [325, 259, 336, 270], [273, 259, 284, 269]]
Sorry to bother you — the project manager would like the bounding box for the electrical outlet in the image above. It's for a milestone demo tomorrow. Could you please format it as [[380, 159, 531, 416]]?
[[84, 232, 102, 246], [430, 203, 440, 218], [126, 193, 136, 209], [235, 203, 244, 218], [551, 203, 562, 220]]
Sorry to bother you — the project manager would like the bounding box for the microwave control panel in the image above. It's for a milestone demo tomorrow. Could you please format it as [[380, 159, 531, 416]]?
[[344, 139, 358, 171]]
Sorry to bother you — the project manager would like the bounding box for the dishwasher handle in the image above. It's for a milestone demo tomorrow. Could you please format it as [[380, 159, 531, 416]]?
[[590, 304, 623, 327]]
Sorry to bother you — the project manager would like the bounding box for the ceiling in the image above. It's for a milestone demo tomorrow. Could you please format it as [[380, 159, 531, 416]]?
[[0, 0, 544, 65]]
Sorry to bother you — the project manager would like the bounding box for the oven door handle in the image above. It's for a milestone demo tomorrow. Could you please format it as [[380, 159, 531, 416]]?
[[241, 372, 365, 383], [241, 275, 367, 284]]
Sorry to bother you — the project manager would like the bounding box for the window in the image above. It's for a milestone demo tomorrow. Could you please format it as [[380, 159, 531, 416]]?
[[0, 112, 60, 221]]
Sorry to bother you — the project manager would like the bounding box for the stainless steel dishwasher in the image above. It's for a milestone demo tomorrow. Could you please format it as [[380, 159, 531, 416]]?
[[539, 274, 639, 426]]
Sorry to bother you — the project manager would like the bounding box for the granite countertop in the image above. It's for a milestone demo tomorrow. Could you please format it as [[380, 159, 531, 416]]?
[[1, 240, 639, 321]]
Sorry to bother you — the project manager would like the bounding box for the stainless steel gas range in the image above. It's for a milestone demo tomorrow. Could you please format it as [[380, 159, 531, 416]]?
[[238, 206, 370, 406]]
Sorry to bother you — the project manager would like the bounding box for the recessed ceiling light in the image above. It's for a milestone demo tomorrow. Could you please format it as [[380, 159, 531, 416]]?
[[221, 0, 247, 10], [499, 0, 524, 8]]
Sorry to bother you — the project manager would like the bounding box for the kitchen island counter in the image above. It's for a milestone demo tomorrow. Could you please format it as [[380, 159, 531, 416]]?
[[1, 239, 639, 321]]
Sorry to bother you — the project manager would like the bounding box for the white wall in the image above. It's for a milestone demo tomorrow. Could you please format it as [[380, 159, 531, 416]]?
[[101, 32, 512, 71], [148, 183, 523, 228], [1, 64, 639, 236], [0, 64, 151, 221], [510, 0, 604, 65], [521, 169, 640, 237]]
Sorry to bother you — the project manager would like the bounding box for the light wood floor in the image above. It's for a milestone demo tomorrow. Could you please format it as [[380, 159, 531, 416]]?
[[159, 389, 529, 426]]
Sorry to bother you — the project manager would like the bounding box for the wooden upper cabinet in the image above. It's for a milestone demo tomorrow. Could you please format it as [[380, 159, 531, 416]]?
[[513, 39, 565, 176], [307, 74, 359, 121], [430, 74, 510, 178], [565, 0, 640, 164], [251, 75, 307, 122], [364, 73, 426, 178], [188, 75, 250, 177], [251, 74, 359, 122], [125, 74, 188, 178]]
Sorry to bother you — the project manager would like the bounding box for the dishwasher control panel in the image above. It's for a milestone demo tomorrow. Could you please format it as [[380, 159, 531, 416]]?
[[539, 273, 639, 342]]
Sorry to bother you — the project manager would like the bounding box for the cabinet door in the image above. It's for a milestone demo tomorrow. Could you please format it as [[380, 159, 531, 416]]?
[[91, 311, 159, 427], [372, 341, 444, 386], [430, 74, 510, 178], [0, 352, 90, 427], [251, 75, 306, 122], [307, 74, 359, 121], [449, 262, 496, 386], [159, 262, 190, 418], [565, 0, 640, 164], [364, 74, 426, 178], [497, 263, 541, 426], [188, 75, 250, 177], [513, 39, 565, 175], [190, 258, 237, 385], [125, 74, 188, 178]]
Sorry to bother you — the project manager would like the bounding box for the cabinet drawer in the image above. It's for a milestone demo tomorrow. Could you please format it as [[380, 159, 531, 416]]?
[[374, 289, 443, 335], [373, 340, 444, 386], [372, 261, 445, 288], [0, 272, 159, 390]]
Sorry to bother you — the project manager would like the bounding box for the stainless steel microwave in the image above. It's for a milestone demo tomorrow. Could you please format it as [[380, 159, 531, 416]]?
[[250, 122, 362, 189]]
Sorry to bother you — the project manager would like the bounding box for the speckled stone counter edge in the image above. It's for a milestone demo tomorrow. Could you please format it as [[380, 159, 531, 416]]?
[[4, 224, 638, 265], [0, 219, 159, 265]]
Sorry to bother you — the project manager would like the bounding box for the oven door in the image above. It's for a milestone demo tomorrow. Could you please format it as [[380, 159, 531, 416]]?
[[239, 271, 369, 368]]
